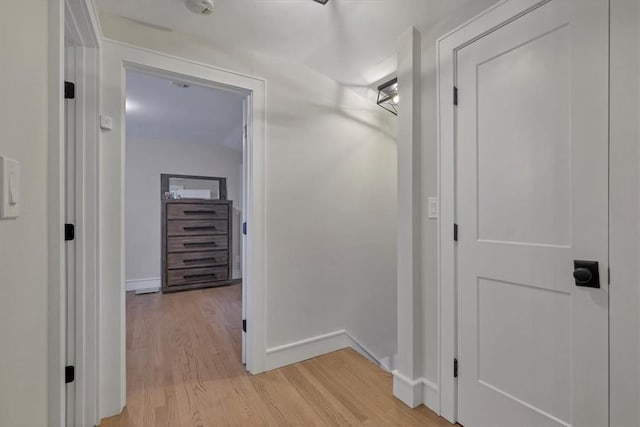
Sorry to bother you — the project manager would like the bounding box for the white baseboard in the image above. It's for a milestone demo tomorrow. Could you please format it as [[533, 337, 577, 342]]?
[[264, 329, 395, 373], [392, 370, 440, 412], [265, 330, 352, 370], [392, 370, 424, 408], [422, 378, 439, 413], [125, 277, 161, 292]]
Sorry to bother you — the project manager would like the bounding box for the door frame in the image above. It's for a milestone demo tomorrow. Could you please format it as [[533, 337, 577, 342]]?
[[49, 0, 102, 426], [99, 39, 268, 416], [436, 0, 597, 422]]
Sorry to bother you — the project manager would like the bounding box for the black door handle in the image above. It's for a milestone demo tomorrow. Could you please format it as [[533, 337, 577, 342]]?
[[573, 260, 600, 288], [573, 268, 593, 284]]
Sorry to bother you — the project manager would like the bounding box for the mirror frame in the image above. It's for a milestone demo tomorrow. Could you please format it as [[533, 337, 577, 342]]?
[[160, 173, 228, 200]]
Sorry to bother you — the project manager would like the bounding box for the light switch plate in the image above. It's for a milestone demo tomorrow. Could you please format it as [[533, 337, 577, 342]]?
[[427, 197, 439, 219], [1, 156, 20, 219]]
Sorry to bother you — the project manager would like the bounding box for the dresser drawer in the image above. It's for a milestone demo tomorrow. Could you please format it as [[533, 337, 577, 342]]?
[[167, 266, 228, 287], [167, 220, 228, 236], [167, 251, 228, 270], [167, 203, 229, 220], [167, 235, 228, 253]]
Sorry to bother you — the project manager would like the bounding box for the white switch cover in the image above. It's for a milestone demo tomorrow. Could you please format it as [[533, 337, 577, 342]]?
[[427, 197, 439, 219], [1, 156, 20, 219]]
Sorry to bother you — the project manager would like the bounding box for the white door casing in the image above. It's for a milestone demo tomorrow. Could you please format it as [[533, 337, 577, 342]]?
[[99, 42, 267, 415], [454, 1, 608, 426], [64, 44, 77, 427], [242, 97, 248, 366]]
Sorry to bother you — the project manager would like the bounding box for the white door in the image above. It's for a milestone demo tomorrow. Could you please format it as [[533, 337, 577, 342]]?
[[456, 1, 609, 426]]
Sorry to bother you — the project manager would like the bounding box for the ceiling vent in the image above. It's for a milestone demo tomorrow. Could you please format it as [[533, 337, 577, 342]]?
[[185, 0, 214, 15]]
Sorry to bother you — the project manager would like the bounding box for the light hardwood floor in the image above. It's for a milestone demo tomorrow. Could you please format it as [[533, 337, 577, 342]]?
[[101, 285, 452, 427]]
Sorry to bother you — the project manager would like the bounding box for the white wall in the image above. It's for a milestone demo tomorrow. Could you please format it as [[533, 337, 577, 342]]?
[[0, 1, 49, 426], [125, 137, 243, 284], [99, 12, 397, 417]]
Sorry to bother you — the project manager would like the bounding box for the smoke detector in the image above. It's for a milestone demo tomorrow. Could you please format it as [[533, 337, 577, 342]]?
[[185, 0, 214, 15]]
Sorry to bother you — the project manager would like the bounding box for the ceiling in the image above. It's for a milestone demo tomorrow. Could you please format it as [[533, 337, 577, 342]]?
[[98, 0, 498, 88], [126, 70, 245, 149]]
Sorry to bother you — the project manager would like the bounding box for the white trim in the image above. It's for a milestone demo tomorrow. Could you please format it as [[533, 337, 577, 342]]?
[[64, 2, 102, 426], [99, 40, 267, 417], [49, 1, 101, 426], [422, 378, 439, 412], [392, 371, 424, 408], [265, 330, 352, 371], [264, 330, 392, 373], [103, 37, 267, 82], [391, 372, 440, 411], [125, 277, 161, 292], [436, 0, 552, 422], [48, 1, 65, 425], [394, 24, 423, 409]]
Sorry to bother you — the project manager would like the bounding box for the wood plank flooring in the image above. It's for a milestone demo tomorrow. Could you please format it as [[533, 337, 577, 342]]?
[[100, 285, 452, 427]]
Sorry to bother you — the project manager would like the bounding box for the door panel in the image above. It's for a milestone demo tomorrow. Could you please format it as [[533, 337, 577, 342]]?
[[476, 24, 571, 247], [456, 1, 609, 426]]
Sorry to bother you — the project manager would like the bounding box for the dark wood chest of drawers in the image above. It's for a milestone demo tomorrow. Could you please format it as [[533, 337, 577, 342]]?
[[161, 200, 233, 293]]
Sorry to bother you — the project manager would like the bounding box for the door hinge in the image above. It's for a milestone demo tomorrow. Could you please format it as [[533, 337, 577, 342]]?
[[453, 86, 458, 106], [64, 81, 75, 100], [454, 358, 458, 378], [242, 222, 247, 235], [242, 319, 247, 333], [65, 365, 75, 384], [65, 223, 75, 241], [608, 267, 611, 285], [454, 223, 458, 242]]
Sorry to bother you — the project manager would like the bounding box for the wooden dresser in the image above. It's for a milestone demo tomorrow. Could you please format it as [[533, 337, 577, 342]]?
[[161, 199, 233, 293]]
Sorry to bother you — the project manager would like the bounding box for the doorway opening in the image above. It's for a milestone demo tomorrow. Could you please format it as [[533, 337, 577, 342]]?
[[122, 68, 251, 400]]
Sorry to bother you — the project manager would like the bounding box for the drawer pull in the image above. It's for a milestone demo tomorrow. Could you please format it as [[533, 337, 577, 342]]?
[[183, 257, 217, 264], [184, 210, 218, 215], [184, 273, 218, 279], [183, 241, 217, 247], [183, 226, 217, 231]]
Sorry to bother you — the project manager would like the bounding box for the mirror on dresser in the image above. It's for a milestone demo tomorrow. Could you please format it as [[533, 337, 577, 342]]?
[[160, 174, 233, 293]]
